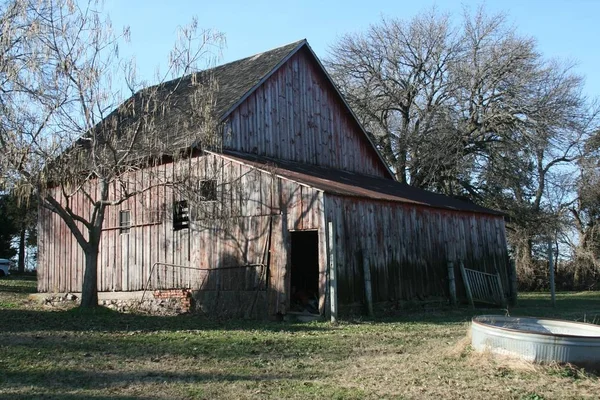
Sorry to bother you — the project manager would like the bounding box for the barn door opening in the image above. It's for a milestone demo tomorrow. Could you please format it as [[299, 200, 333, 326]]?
[[290, 230, 319, 314]]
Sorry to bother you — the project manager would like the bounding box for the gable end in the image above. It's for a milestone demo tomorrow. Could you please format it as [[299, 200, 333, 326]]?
[[223, 44, 394, 179]]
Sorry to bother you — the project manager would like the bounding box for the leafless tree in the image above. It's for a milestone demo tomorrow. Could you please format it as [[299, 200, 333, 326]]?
[[568, 128, 600, 287], [326, 6, 597, 282], [0, 0, 225, 307], [327, 9, 460, 186]]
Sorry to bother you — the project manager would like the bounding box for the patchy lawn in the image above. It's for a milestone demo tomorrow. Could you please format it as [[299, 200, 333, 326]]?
[[1, 277, 599, 399]]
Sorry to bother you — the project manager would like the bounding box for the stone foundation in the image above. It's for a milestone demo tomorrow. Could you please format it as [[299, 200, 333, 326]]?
[[34, 288, 194, 316]]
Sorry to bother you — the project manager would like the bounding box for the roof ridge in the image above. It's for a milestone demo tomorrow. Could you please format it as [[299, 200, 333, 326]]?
[[143, 39, 307, 95], [213, 39, 306, 70]]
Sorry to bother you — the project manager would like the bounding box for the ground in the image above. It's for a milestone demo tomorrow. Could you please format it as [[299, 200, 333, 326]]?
[[0, 276, 599, 399]]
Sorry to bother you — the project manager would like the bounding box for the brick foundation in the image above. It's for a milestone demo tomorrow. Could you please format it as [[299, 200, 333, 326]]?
[[153, 289, 192, 313]]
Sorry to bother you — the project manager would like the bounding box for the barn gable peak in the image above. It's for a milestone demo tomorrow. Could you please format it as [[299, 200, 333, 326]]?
[[217, 40, 394, 179]]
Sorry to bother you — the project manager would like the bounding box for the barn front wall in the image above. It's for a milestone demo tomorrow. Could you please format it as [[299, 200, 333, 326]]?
[[37, 153, 327, 317], [324, 194, 510, 309]]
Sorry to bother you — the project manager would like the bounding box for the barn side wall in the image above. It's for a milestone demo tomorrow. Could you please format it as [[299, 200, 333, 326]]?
[[223, 48, 390, 178], [37, 154, 323, 316], [324, 195, 510, 308]]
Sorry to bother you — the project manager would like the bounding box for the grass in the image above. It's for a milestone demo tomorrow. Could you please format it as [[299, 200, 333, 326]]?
[[0, 277, 599, 399]]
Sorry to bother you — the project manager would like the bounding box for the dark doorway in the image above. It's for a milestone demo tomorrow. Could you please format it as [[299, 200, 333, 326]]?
[[290, 230, 319, 314]]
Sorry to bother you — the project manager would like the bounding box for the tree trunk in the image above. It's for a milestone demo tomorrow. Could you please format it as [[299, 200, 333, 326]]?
[[516, 239, 534, 287], [574, 261, 583, 289], [80, 244, 100, 308], [18, 228, 26, 273]]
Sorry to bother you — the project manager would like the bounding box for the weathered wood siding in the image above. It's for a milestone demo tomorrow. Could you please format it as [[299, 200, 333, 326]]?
[[37, 153, 323, 312], [324, 195, 509, 306], [37, 153, 509, 315], [224, 48, 390, 178]]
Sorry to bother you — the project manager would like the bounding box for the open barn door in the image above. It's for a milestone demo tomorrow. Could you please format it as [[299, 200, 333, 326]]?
[[289, 230, 320, 315]]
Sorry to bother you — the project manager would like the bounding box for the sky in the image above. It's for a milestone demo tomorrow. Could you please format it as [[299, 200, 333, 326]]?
[[105, 0, 600, 99]]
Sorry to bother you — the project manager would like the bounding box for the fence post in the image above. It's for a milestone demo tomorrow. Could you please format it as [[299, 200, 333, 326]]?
[[459, 261, 475, 309], [509, 259, 518, 307], [495, 272, 508, 308], [548, 240, 556, 308], [447, 261, 457, 306]]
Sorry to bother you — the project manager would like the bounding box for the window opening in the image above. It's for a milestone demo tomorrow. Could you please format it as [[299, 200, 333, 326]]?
[[119, 210, 131, 234], [173, 200, 190, 231], [200, 180, 217, 201]]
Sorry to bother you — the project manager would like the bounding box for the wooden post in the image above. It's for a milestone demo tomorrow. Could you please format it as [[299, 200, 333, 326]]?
[[508, 259, 518, 307], [447, 261, 457, 306], [363, 255, 374, 317], [328, 221, 338, 323], [495, 272, 507, 308], [548, 240, 556, 308], [459, 261, 475, 309], [317, 195, 328, 316]]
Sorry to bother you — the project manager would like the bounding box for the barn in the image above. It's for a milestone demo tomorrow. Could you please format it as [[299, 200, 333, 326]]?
[[37, 40, 512, 317]]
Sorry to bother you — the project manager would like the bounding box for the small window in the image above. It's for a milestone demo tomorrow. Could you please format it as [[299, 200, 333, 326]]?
[[119, 210, 131, 234], [173, 200, 190, 231], [200, 180, 217, 201]]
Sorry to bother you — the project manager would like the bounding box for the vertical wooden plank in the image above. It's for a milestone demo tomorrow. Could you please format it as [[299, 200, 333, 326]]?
[[289, 183, 302, 230], [328, 220, 338, 323], [37, 207, 45, 292], [448, 261, 457, 306], [121, 231, 129, 291], [362, 253, 374, 317], [317, 192, 328, 314]]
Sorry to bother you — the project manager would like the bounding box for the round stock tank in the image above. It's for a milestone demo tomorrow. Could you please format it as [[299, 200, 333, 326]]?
[[471, 315, 600, 367]]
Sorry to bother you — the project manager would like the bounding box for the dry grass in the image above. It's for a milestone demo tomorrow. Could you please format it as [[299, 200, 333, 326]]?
[[1, 277, 600, 399]]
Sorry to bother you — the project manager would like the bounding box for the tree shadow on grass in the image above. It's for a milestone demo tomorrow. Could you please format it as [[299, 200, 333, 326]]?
[[0, 306, 329, 334], [0, 395, 146, 400], [2, 368, 308, 392], [367, 293, 600, 326], [0, 278, 37, 294], [8, 334, 332, 364]]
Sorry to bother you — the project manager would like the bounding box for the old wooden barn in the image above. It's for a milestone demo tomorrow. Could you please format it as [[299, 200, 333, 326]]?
[[37, 40, 511, 317]]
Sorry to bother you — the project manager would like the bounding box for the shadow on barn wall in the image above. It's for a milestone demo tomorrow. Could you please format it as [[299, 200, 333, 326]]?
[[191, 251, 268, 319]]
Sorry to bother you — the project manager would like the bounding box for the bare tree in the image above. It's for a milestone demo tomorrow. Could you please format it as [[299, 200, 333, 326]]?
[[0, 0, 225, 307], [326, 6, 597, 283], [477, 58, 595, 282], [568, 128, 600, 287], [327, 9, 460, 187]]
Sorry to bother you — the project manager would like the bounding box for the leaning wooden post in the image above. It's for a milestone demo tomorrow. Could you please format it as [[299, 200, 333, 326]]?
[[548, 240, 556, 308], [328, 221, 338, 323], [447, 261, 457, 307], [495, 272, 508, 308], [362, 255, 374, 317], [508, 259, 518, 307], [459, 261, 475, 309]]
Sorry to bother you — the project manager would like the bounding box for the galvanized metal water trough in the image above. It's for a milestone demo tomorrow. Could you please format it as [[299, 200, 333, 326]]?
[[471, 315, 600, 368]]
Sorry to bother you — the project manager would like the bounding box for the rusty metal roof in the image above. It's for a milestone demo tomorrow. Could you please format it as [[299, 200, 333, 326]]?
[[221, 150, 503, 216]]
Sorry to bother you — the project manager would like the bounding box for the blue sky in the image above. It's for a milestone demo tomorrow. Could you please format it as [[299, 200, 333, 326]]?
[[105, 0, 600, 98]]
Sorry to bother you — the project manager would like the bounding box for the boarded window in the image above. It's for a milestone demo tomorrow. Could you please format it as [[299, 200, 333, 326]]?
[[173, 200, 190, 231], [119, 210, 131, 234], [200, 180, 217, 201]]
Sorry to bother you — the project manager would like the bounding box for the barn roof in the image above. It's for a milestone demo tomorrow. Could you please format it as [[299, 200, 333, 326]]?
[[218, 150, 503, 216], [158, 39, 307, 120], [109, 39, 394, 178], [85, 40, 308, 153]]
